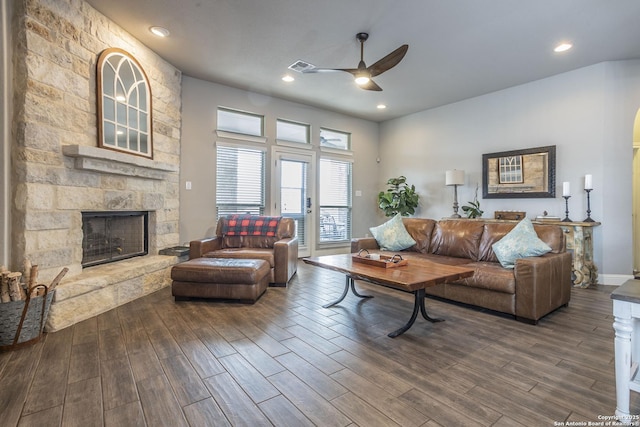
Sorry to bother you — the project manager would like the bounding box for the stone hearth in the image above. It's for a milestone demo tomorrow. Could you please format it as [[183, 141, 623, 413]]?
[[46, 255, 182, 332]]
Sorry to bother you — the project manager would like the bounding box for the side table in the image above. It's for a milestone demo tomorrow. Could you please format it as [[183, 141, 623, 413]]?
[[533, 220, 600, 288], [611, 279, 640, 424]]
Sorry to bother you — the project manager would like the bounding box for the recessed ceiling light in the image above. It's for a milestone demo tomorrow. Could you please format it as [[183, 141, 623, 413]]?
[[150, 26, 170, 37], [377, 104, 387, 109], [554, 43, 573, 53], [282, 75, 295, 82]]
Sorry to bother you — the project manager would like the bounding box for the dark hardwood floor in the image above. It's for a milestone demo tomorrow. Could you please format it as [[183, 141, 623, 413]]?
[[1, 261, 637, 426]]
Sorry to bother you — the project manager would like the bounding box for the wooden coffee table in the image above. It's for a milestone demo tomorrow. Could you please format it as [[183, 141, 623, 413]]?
[[303, 254, 474, 337]]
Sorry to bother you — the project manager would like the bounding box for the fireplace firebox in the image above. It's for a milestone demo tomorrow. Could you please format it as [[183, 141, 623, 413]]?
[[82, 211, 149, 267]]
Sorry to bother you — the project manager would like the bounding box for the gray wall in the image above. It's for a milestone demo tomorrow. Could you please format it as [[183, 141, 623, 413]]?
[[379, 60, 640, 282], [179, 76, 381, 251]]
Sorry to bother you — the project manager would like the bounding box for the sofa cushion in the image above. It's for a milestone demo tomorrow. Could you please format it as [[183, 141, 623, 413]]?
[[402, 218, 436, 253], [204, 248, 275, 268], [492, 218, 552, 268], [369, 214, 417, 251], [452, 261, 516, 294], [478, 222, 565, 262], [430, 220, 484, 260], [532, 224, 565, 253], [478, 223, 512, 263]]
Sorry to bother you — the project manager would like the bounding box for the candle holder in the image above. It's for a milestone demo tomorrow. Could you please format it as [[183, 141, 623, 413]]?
[[584, 189, 595, 222], [562, 196, 572, 222]]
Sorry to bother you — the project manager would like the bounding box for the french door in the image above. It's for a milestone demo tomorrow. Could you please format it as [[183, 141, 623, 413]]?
[[272, 149, 315, 257]]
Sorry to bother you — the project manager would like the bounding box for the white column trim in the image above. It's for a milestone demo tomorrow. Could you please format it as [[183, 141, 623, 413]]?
[[0, 0, 11, 267]]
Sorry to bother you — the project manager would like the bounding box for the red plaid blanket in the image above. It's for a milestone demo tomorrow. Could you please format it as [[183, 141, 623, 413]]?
[[222, 214, 282, 236]]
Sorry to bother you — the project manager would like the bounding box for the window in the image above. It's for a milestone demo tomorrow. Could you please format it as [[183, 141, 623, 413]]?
[[319, 158, 352, 243], [97, 48, 152, 158], [320, 128, 350, 150], [217, 108, 263, 136], [499, 155, 523, 183], [216, 145, 265, 219], [277, 119, 310, 144]]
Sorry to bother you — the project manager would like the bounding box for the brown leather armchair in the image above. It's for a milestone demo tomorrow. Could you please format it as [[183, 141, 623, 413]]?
[[189, 216, 298, 286]]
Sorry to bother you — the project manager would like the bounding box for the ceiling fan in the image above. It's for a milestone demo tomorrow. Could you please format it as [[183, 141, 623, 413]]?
[[303, 32, 408, 91]]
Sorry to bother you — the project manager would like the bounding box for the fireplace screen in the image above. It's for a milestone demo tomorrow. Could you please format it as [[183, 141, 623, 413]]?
[[82, 211, 148, 267]]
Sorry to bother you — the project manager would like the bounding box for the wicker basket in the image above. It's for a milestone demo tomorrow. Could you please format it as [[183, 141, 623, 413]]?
[[0, 285, 54, 351]]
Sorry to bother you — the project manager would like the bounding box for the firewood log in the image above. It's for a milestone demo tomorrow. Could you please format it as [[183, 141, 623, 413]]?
[[23, 259, 32, 286], [0, 271, 10, 303], [29, 284, 46, 298], [28, 264, 38, 289], [7, 272, 25, 301], [22, 259, 31, 284]]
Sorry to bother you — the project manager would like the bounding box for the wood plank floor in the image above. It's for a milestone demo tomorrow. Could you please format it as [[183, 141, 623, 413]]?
[[1, 261, 638, 426]]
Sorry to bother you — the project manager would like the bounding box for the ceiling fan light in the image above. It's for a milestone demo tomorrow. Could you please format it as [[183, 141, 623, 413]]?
[[354, 73, 370, 85]]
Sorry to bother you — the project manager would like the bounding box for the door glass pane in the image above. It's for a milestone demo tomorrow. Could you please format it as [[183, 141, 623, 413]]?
[[281, 159, 307, 246]]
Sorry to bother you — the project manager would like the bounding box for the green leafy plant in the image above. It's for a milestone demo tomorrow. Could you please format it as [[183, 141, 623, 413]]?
[[377, 176, 419, 217], [462, 183, 484, 218]]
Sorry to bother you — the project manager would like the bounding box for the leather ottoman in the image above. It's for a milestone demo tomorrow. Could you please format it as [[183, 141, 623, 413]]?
[[171, 258, 270, 303]]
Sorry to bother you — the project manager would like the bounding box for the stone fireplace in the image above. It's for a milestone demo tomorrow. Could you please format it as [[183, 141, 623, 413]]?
[[10, 1, 183, 331]]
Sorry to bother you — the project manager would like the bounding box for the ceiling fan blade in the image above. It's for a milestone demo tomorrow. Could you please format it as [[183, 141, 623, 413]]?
[[302, 67, 360, 75], [368, 44, 409, 77], [359, 79, 382, 91]]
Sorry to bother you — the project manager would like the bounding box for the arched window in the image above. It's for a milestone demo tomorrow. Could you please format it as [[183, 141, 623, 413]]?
[[97, 48, 153, 158]]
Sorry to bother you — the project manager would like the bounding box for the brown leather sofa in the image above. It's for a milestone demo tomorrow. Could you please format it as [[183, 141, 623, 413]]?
[[351, 218, 572, 323], [189, 216, 298, 286]]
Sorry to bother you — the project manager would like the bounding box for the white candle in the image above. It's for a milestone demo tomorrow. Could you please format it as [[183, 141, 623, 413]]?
[[585, 174, 593, 190], [562, 182, 570, 197]]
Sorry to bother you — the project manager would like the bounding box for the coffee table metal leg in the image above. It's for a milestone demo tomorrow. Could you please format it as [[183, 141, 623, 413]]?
[[323, 276, 373, 308], [388, 289, 444, 338], [350, 277, 373, 299], [419, 289, 445, 323]]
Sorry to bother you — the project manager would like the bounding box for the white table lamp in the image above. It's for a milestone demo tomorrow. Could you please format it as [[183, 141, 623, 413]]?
[[445, 170, 465, 218]]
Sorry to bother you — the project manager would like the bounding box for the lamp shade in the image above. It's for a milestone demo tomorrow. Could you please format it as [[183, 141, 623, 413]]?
[[445, 170, 465, 186]]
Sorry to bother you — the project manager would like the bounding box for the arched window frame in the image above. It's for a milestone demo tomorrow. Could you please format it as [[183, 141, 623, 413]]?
[[97, 48, 153, 158]]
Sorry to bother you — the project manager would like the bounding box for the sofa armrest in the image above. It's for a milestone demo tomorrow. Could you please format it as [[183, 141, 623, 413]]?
[[273, 237, 299, 285], [351, 237, 380, 253], [514, 251, 572, 322], [189, 237, 222, 259]]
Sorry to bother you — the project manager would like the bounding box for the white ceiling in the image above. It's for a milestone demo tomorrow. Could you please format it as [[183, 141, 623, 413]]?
[[84, 0, 640, 122]]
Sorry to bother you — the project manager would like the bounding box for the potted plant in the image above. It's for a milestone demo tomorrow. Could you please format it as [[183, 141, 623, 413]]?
[[462, 183, 484, 218], [377, 176, 419, 217]]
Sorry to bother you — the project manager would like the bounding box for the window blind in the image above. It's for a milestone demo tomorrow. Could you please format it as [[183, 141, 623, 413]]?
[[319, 158, 351, 243], [216, 145, 265, 219]]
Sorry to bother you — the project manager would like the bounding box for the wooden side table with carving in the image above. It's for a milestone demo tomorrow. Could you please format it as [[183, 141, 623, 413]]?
[[532, 220, 601, 288]]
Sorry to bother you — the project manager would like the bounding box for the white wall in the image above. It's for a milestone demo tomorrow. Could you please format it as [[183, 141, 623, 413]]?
[[179, 76, 380, 249], [379, 61, 640, 281]]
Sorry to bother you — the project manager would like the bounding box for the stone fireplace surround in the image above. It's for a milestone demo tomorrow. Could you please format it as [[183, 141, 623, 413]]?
[[43, 145, 181, 332]]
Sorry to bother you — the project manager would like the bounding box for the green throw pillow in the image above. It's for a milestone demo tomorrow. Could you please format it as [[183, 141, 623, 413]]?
[[492, 218, 552, 269], [369, 214, 416, 251]]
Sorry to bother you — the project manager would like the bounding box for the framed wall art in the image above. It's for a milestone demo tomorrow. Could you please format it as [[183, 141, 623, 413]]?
[[482, 145, 556, 198]]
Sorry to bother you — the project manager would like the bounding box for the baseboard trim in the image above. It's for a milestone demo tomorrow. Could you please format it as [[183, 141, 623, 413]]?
[[597, 274, 634, 286]]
